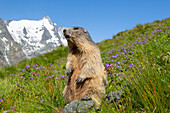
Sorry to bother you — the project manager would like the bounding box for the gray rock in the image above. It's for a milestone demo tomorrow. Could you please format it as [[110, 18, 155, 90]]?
[[23, 27, 27, 35], [62, 90, 124, 113], [40, 26, 52, 44], [63, 100, 96, 113], [106, 89, 124, 105]]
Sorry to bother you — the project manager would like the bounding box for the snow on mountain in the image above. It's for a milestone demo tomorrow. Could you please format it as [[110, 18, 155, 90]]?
[[6, 16, 67, 58], [58, 26, 68, 46], [0, 18, 26, 67]]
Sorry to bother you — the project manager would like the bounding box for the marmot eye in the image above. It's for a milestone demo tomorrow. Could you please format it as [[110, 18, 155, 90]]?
[[74, 27, 79, 30]]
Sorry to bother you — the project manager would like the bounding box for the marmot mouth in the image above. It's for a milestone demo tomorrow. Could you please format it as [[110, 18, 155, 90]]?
[[65, 35, 70, 39]]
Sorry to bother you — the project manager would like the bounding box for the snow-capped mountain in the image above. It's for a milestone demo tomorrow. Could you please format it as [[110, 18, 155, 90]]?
[[0, 16, 67, 67], [6, 16, 67, 58]]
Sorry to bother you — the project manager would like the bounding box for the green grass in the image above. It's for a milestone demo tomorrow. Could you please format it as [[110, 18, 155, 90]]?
[[0, 18, 170, 112]]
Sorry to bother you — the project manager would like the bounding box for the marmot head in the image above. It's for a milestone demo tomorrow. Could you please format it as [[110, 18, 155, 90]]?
[[63, 27, 95, 48]]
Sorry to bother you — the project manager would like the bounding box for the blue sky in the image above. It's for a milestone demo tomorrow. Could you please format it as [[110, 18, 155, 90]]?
[[0, 0, 169, 42]]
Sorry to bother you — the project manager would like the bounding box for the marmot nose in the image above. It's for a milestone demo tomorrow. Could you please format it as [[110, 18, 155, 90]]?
[[63, 29, 66, 33]]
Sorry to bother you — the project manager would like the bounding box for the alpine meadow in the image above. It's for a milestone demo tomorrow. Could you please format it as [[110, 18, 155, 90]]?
[[0, 18, 169, 112]]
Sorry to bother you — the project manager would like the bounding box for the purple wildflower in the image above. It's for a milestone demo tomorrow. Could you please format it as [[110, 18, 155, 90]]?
[[22, 69, 26, 72], [124, 48, 129, 53], [36, 66, 42, 70], [117, 66, 122, 68], [156, 29, 161, 32], [47, 76, 51, 79], [25, 65, 30, 68], [19, 76, 23, 79], [60, 76, 65, 78], [41, 99, 45, 101], [152, 31, 156, 34], [105, 63, 111, 68], [111, 54, 118, 58], [11, 73, 15, 76], [123, 60, 127, 62], [108, 50, 113, 54], [52, 75, 55, 77], [138, 41, 143, 44], [126, 57, 130, 60], [44, 76, 51, 79], [56, 77, 58, 79], [128, 63, 135, 67], [164, 26, 170, 29], [49, 64, 52, 67], [117, 62, 120, 64], [0, 97, 3, 102]]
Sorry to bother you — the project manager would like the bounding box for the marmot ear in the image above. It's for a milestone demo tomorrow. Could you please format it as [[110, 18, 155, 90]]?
[[83, 29, 87, 33]]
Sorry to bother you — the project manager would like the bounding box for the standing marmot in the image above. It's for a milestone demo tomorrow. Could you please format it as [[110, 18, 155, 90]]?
[[63, 27, 107, 106]]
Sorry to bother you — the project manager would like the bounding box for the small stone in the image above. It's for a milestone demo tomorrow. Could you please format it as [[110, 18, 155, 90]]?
[[105, 89, 124, 105], [63, 100, 95, 113]]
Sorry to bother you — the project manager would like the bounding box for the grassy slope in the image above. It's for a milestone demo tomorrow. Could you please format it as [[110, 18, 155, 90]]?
[[0, 18, 169, 112]]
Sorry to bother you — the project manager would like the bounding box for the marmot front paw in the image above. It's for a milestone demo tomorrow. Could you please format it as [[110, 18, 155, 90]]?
[[76, 76, 85, 83], [67, 68, 74, 76], [81, 96, 92, 100]]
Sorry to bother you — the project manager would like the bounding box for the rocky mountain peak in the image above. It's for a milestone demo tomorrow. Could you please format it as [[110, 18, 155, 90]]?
[[0, 17, 67, 67], [41, 16, 53, 25]]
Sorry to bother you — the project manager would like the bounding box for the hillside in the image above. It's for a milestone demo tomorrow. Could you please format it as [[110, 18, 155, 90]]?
[[0, 18, 169, 112]]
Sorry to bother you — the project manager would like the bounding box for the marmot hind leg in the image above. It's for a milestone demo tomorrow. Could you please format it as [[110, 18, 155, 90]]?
[[81, 89, 103, 107]]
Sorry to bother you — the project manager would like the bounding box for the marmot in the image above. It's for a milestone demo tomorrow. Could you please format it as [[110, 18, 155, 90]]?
[[63, 27, 107, 106]]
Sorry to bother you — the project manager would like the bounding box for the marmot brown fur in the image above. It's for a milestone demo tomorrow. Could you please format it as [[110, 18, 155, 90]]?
[[63, 27, 107, 106]]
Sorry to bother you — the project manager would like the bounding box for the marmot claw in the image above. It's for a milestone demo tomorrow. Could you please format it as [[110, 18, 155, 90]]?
[[67, 69, 74, 76], [81, 96, 92, 100], [76, 76, 85, 83]]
